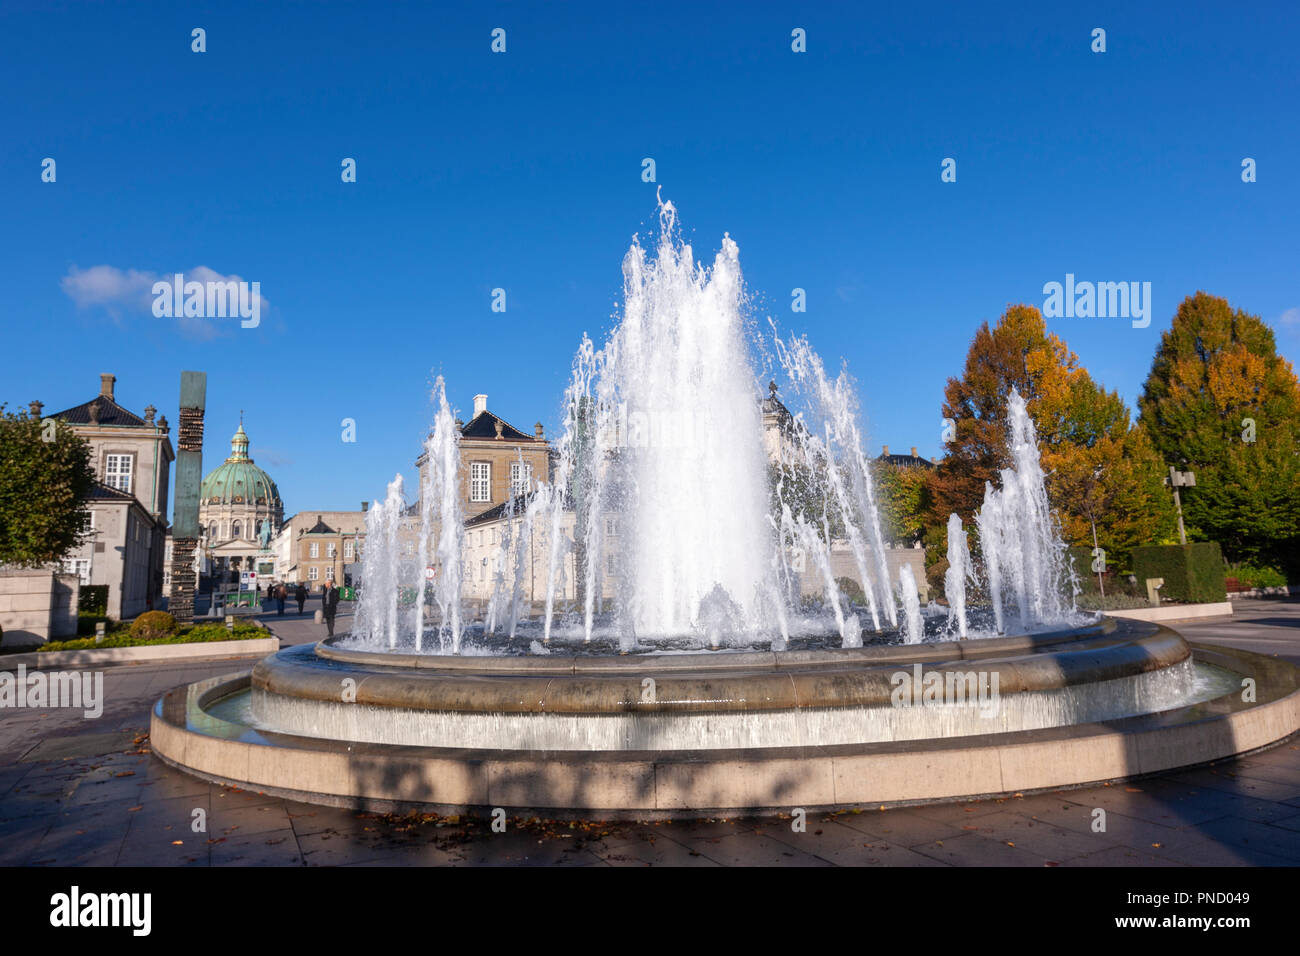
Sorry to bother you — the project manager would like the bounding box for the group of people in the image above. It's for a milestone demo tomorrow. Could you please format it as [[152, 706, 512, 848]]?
[[251, 579, 343, 637], [248, 578, 344, 637], [256, 580, 309, 616]]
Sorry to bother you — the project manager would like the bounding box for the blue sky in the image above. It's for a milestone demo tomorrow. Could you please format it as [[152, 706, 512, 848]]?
[[3, 1, 1297, 515]]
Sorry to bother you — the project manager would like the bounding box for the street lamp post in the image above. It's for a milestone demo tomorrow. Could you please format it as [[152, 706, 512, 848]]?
[[1166, 465, 1196, 545]]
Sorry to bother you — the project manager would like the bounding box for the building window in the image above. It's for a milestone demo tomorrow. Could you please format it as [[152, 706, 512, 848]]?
[[344, 540, 355, 559], [105, 454, 133, 493], [470, 462, 490, 502], [208, 522, 218, 540], [232, 520, 242, 540], [309, 566, 319, 581], [61, 559, 91, 585], [310, 542, 319, 558], [510, 461, 531, 496], [327, 542, 337, 558]]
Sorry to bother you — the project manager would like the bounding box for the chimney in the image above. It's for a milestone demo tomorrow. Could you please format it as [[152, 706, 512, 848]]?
[[361, 501, 369, 512], [910, 446, 918, 458], [100, 374, 116, 401], [534, 422, 544, 440], [29, 400, 43, 418], [473, 394, 488, 417], [882, 445, 889, 456]]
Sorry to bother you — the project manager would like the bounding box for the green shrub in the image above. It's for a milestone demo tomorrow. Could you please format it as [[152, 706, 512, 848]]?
[[78, 585, 109, 616], [1131, 542, 1226, 603], [1225, 563, 1288, 589], [835, 576, 866, 605], [37, 620, 263, 653], [129, 610, 178, 641], [1077, 593, 1150, 611]]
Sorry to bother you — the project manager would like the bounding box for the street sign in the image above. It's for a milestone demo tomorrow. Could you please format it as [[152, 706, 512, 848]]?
[[425, 566, 437, 580]]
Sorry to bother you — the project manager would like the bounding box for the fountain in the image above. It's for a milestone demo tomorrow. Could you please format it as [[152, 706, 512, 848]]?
[[152, 202, 1300, 817]]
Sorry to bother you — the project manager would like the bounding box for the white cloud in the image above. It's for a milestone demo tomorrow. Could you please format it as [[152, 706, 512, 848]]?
[[61, 265, 158, 312], [60, 264, 271, 340], [1279, 307, 1299, 330]]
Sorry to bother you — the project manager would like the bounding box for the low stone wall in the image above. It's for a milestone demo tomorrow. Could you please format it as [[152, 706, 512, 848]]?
[[0, 568, 80, 648], [1, 635, 280, 669], [1106, 602, 1234, 624]]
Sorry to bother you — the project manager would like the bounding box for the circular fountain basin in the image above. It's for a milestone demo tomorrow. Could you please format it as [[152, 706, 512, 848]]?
[[151, 619, 1300, 817]]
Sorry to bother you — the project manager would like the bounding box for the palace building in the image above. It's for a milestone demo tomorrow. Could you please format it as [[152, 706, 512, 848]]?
[[195, 421, 284, 585]]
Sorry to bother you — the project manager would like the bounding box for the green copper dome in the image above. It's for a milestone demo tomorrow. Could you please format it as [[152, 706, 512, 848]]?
[[200, 424, 283, 507]]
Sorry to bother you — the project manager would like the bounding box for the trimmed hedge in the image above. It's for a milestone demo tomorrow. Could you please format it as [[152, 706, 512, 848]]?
[[1131, 542, 1226, 604]]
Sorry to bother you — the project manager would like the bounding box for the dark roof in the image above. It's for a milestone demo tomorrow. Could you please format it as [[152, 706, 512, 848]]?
[[464, 489, 575, 527], [51, 395, 147, 427], [303, 517, 337, 535], [877, 452, 936, 469], [460, 410, 537, 443], [87, 482, 135, 502], [465, 494, 529, 527]]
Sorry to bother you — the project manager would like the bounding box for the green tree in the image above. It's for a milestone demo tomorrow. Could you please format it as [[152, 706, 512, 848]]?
[[0, 405, 97, 567], [1137, 292, 1300, 566], [875, 462, 931, 546]]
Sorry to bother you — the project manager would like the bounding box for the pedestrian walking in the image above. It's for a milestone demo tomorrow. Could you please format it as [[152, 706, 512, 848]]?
[[322, 578, 340, 637], [275, 582, 286, 616], [295, 582, 307, 615]]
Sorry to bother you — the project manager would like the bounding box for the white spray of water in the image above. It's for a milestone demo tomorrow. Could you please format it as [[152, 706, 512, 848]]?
[[974, 483, 1004, 633], [542, 199, 782, 642], [353, 474, 407, 649], [898, 563, 923, 644], [974, 389, 1075, 631], [353, 377, 465, 652], [944, 513, 975, 638], [772, 334, 897, 633]]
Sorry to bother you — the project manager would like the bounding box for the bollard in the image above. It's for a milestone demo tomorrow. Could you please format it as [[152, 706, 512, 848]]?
[[225, 614, 235, 631], [1145, 577, 1164, 607], [95, 621, 106, 645]]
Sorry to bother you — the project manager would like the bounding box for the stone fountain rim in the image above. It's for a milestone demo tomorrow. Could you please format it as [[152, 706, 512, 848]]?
[[150, 638, 1300, 818], [314, 616, 1118, 673], [249, 620, 1193, 715]]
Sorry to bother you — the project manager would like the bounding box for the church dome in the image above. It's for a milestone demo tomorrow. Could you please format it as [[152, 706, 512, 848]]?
[[200, 424, 283, 508]]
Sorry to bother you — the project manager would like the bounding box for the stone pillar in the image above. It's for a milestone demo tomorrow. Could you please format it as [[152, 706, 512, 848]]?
[[168, 371, 206, 623]]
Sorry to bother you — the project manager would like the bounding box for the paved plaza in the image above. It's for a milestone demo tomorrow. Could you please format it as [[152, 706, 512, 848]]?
[[2, 599, 1298, 867]]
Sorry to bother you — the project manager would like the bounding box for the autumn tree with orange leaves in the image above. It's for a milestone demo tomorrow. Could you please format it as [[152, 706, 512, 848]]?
[[928, 305, 1174, 571]]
